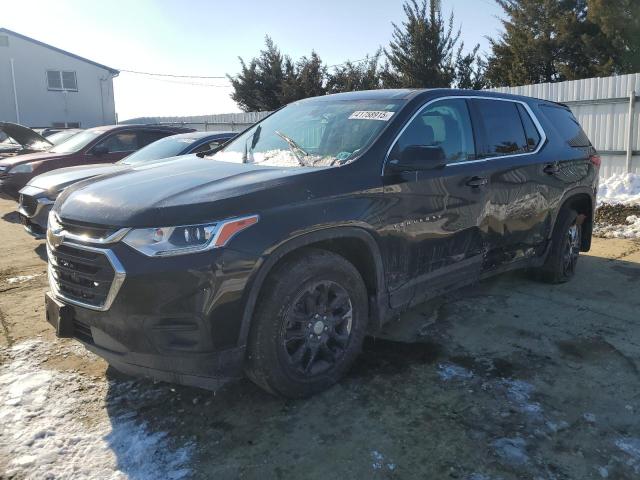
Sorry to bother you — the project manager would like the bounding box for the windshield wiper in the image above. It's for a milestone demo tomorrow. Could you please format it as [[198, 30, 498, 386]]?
[[275, 130, 309, 166]]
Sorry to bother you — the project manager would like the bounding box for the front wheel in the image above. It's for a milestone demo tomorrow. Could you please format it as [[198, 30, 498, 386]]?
[[245, 248, 368, 398], [536, 208, 582, 283]]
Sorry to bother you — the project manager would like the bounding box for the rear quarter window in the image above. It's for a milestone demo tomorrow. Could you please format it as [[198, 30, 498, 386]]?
[[540, 104, 591, 147]]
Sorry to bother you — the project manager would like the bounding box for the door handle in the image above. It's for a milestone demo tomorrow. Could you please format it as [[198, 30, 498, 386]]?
[[465, 176, 488, 187], [543, 163, 560, 174]]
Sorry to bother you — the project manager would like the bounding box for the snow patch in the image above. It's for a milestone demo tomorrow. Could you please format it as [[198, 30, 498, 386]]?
[[6, 274, 39, 284], [594, 214, 640, 239], [598, 173, 640, 205], [615, 437, 640, 473], [437, 362, 474, 381], [502, 379, 542, 417], [492, 437, 528, 465], [0, 340, 193, 480], [370, 450, 396, 471]]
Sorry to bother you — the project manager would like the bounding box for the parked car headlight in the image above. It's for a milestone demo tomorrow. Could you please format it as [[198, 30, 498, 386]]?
[[0, 165, 7, 173], [122, 215, 259, 257], [9, 163, 34, 174]]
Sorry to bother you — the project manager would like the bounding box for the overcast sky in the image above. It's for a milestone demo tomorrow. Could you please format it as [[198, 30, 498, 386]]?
[[2, 0, 504, 121]]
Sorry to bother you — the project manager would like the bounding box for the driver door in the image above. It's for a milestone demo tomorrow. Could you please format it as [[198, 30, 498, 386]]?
[[380, 98, 490, 308]]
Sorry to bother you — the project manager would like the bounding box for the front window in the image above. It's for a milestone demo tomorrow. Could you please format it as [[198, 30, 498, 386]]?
[[50, 130, 103, 154], [211, 99, 403, 168], [120, 136, 195, 165]]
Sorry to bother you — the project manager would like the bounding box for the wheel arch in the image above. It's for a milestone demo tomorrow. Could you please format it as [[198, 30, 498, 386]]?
[[550, 187, 595, 251], [236, 226, 387, 348]]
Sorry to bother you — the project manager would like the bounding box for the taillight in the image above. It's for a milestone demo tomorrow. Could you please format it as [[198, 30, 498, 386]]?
[[589, 154, 601, 167]]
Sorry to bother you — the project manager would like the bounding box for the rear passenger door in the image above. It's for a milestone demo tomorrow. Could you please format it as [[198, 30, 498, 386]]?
[[381, 98, 490, 308], [470, 98, 550, 268]]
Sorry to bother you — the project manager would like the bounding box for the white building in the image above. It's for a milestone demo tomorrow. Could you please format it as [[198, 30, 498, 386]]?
[[0, 28, 119, 128]]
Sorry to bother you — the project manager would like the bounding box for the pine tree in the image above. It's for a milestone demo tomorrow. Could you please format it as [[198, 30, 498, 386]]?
[[485, 0, 561, 87], [229, 36, 288, 111], [384, 0, 460, 88], [326, 51, 384, 93], [485, 0, 639, 87]]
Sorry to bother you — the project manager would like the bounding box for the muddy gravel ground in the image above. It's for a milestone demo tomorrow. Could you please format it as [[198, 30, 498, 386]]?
[[1, 197, 640, 480]]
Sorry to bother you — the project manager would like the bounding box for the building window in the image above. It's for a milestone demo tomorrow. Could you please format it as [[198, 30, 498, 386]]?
[[0, 35, 8, 47], [46, 70, 78, 91]]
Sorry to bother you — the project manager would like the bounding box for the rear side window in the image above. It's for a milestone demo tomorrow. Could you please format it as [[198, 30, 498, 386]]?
[[516, 104, 541, 151], [540, 104, 591, 147], [474, 99, 528, 157]]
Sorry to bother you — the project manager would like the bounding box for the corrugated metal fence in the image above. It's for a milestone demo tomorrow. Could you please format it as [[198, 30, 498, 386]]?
[[120, 111, 271, 133], [491, 73, 640, 178]]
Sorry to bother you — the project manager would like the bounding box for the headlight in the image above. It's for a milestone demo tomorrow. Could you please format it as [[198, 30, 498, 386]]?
[[122, 215, 258, 257], [0, 165, 7, 173], [8, 163, 33, 174]]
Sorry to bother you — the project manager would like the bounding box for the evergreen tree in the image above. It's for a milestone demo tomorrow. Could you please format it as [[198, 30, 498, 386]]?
[[485, 0, 561, 87], [384, 0, 460, 88], [326, 51, 384, 93], [588, 0, 640, 74], [486, 0, 640, 87], [229, 36, 288, 111], [455, 44, 486, 90]]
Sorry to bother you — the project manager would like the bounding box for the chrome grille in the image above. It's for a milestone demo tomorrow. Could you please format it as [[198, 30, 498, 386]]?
[[49, 244, 115, 308], [19, 194, 38, 217]]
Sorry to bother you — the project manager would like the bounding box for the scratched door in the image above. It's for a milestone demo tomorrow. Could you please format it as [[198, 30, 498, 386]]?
[[378, 98, 490, 307]]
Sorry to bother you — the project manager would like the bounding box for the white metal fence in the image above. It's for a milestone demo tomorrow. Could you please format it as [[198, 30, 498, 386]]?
[[491, 73, 640, 178], [120, 111, 271, 133]]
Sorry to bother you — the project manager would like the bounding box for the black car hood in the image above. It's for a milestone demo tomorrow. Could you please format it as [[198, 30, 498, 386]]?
[[57, 155, 324, 227], [27, 163, 127, 193], [0, 122, 52, 150]]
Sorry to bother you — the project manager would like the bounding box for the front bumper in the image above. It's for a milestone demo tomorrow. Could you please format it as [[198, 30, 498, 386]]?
[[18, 186, 55, 238], [0, 173, 31, 200], [47, 237, 259, 390]]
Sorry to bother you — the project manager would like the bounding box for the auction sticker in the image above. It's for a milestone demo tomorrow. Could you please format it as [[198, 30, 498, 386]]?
[[349, 111, 395, 121]]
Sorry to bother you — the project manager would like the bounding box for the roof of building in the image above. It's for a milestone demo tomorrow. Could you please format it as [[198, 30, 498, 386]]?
[[0, 28, 119, 75]]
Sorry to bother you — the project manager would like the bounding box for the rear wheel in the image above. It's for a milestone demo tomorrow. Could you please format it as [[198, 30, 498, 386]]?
[[245, 248, 368, 398], [536, 207, 582, 283]]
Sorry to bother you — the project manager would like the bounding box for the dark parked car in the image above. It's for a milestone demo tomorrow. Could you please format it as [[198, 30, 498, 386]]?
[[0, 124, 193, 200], [19, 131, 235, 237], [45, 89, 599, 398], [0, 122, 81, 158]]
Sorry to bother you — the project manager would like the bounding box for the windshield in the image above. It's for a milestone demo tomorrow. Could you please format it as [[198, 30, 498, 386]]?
[[50, 130, 102, 154], [120, 135, 195, 165], [46, 130, 80, 146], [211, 99, 403, 167]]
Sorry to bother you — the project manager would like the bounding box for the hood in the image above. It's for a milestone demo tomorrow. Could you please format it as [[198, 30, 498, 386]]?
[[0, 122, 52, 150], [0, 150, 68, 168], [57, 155, 323, 227], [27, 163, 128, 192]]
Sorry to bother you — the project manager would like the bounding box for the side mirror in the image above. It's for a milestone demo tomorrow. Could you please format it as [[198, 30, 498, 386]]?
[[92, 145, 109, 156], [388, 145, 446, 172]]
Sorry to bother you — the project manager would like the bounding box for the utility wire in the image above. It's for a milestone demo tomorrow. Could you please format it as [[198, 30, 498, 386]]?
[[118, 56, 373, 81]]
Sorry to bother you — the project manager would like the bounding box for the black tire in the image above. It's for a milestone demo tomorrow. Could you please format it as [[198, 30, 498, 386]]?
[[245, 248, 368, 398], [536, 207, 582, 284]]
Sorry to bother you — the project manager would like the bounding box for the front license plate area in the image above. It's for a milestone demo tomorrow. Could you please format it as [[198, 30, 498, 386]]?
[[45, 292, 74, 338]]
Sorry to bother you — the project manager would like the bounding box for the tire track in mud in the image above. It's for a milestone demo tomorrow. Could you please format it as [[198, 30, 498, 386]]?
[[0, 306, 13, 347]]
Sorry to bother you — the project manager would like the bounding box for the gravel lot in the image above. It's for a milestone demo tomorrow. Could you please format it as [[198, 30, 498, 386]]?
[[1, 197, 640, 479]]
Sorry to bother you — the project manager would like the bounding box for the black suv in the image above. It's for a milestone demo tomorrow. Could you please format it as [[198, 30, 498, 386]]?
[[45, 89, 599, 398]]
